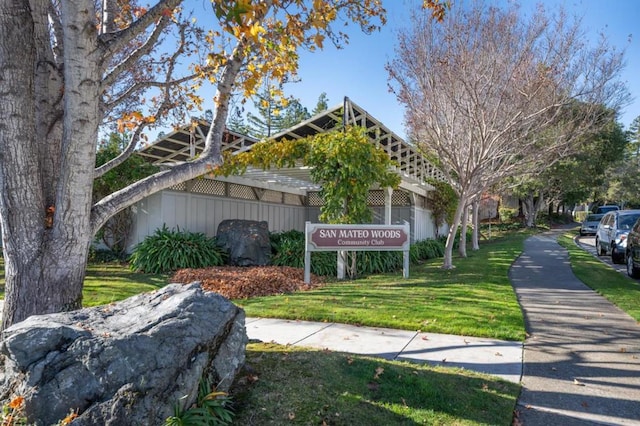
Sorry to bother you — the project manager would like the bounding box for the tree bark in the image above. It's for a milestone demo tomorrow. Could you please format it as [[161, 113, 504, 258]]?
[[471, 199, 480, 251], [443, 192, 468, 269], [458, 203, 468, 258]]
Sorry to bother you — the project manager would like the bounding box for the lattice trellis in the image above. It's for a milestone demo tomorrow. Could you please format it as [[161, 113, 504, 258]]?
[[308, 190, 411, 207], [229, 183, 257, 200], [169, 182, 187, 191], [368, 190, 386, 206], [392, 191, 411, 206], [191, 179, 226, 196], [308, 192, 324, 206]]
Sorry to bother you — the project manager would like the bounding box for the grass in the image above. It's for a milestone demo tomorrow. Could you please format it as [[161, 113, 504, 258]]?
[[557, 231, 640, 321], [0, 259, 166, 307], [82, 263, 167, 307], [0, 232, 529, 424], [232, 343, 520, 426], [236, 234, 529, 341]]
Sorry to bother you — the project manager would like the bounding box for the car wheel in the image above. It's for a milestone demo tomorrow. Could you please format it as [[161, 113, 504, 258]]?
[[627, 253, 640, 278], [611, 246, 624, 264], [596, 238, 606, 256]]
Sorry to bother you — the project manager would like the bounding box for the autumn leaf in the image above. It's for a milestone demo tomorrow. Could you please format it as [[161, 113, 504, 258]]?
[[8, 396, 24, 409]]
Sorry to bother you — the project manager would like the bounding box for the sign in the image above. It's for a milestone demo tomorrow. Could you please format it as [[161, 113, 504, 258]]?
[[304, 222, 410, 283], [308, 225, 409, 251]]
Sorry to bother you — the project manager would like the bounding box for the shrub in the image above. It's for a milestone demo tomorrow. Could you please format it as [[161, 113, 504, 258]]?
[[410, 239, 445, 263], [499, 207, 519, 223], [270, 230, 305, 268], [88, 247, 125, 263], [130, 225, 226, 274], [270, 230, 337, 276], [270, 231, 445, 276]]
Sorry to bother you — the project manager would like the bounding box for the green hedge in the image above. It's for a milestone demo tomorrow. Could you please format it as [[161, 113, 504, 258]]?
[[270, 230, 444, 277]]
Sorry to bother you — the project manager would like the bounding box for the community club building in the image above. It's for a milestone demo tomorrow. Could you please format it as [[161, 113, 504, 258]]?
[[130, 98, 446, 250]]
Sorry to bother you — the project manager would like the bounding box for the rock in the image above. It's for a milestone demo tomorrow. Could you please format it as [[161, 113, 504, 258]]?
[[0, 283, 246, 425], [216, 219, 271, 266]]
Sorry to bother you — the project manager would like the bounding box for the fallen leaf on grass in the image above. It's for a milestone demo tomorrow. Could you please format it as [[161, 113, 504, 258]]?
[[374, 367, 384, 379]]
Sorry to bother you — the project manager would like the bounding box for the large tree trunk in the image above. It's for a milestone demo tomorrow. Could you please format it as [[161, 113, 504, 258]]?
[[0, 0, 98, 328], [0, 0, 241, 330]]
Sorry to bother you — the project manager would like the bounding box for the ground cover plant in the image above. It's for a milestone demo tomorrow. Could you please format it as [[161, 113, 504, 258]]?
[[558, 232, 640, 321]]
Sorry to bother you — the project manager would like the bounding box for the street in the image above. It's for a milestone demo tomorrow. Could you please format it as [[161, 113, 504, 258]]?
[[575, 234, 629, 275]]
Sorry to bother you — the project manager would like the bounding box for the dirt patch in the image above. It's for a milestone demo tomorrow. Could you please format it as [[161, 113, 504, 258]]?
[[171, 266, 325, 299]]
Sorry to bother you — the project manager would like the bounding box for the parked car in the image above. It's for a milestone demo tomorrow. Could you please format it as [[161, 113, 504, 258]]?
[[626, 218, 640, 278], [595, 209, 640, 264], [594, 205, 620, 214], [580, 213, 604, 236]]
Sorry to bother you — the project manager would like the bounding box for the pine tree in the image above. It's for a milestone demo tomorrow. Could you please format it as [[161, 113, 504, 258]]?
[[312, 92, 330, 115]]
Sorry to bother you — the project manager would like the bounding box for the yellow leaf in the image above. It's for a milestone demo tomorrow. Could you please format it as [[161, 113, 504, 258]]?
[[314, 33, 325, 49]]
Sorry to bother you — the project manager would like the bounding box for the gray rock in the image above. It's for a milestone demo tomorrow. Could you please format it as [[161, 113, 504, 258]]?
[[216, 219, 271, 266], [0, 283, 247, 425]]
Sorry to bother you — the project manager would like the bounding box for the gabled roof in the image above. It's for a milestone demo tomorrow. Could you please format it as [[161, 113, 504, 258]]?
[[139, 97, 443, 196]]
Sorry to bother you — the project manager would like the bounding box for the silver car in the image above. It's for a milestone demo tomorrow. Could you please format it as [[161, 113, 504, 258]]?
[[580, 213, 604, 236], [595, 210, 640, 264]]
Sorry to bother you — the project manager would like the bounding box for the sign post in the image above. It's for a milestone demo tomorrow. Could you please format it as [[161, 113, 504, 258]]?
[[304, 222, 410, 283]]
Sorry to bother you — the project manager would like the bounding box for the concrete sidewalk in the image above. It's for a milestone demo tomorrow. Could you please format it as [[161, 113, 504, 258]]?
[[246, 317, 523, 383], [511, 231, 640, 425]]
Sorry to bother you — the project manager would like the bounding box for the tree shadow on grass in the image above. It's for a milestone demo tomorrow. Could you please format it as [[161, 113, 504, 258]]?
[[231, 343, 519, 426]]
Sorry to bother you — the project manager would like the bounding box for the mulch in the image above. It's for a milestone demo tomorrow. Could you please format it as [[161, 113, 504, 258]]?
[[170, 265, 325, 299]]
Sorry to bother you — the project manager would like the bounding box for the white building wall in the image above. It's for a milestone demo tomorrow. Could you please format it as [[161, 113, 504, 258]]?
[[129, 190, 306, 250]]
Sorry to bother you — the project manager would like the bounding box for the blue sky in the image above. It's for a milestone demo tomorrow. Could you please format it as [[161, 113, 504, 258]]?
[[278, 0, 640, 138]]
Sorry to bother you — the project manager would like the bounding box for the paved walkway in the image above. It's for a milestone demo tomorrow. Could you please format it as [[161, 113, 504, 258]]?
[[246, 317, 523, 383], [510, 231, 640, 425]]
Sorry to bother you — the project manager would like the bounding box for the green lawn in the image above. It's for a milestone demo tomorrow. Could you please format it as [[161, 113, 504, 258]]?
[[558, 232, 640, 321], [0, 240, 526, 425], [232, 343, 519, 426], [3, 227, 640, 425], [237, 234, 529, 341]]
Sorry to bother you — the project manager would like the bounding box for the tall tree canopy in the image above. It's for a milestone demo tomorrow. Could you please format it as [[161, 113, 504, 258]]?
[[3, 0, 451, 328], [388, 1, 630, 268], [0, 0, 445, 328]]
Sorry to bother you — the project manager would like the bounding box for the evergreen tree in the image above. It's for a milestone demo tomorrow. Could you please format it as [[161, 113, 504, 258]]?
[[246, 86, 287, 138], [312, 92, 330, 115], [280, 99, 310, 129]]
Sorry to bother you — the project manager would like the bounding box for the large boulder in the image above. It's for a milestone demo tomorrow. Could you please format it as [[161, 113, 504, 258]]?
[[0, 283, 247, 425], [216, 219, 271, 266]]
